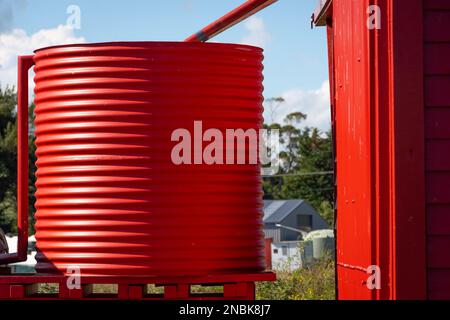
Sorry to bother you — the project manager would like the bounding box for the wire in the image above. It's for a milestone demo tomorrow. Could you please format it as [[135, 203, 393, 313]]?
[[262, 171, 334, 178]]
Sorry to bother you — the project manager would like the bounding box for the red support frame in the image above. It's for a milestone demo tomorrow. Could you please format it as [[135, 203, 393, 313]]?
[[0, 273, 274, 300]]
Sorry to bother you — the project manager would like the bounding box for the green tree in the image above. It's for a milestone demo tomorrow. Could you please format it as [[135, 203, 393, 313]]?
[[0, 87, 36, 235], [263, 98, 334, 226]]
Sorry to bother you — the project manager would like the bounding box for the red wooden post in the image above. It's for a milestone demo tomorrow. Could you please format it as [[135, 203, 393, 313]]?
[[224, 282, 255, 299], [164, 284, 190, 299], [264, 238, 273, 270], [118, 284, 146, 299]]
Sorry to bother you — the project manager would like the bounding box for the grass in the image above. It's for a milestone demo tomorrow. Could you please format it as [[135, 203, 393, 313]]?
[[37, 257, 336, 300], [257, 256, 336, 300]]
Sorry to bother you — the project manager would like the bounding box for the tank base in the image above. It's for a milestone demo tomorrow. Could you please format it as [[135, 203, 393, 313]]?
[[0, 272, 276, 300]]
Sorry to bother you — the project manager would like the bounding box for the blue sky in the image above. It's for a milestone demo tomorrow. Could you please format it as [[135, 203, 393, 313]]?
[[0, 0, 331, 130]]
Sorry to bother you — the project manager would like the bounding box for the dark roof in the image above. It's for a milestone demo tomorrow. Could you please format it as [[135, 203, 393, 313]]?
[[263, 200, 306, 223]]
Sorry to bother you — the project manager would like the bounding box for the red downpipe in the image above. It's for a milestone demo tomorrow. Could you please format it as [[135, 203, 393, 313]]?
[[185, 0, 278, 42], [0, 55, 33, 265]]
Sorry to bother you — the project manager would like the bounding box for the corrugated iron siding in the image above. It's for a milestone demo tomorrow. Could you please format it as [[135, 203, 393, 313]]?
[[424, 0, 450, 300], [263, 228, 281, 243]]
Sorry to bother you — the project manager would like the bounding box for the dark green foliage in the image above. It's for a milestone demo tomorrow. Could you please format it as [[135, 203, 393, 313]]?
[[0, 88, 36, 235], [263, 98, 335, 226], [256, 256, 335, 300]]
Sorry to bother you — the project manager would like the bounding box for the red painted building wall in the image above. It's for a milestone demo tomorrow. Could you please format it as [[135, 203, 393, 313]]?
[[316, 0, 433, 300], [424, 0, 450, 300]]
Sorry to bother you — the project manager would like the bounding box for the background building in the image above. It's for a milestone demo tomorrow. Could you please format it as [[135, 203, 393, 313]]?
[[263, 200, 329, 242]]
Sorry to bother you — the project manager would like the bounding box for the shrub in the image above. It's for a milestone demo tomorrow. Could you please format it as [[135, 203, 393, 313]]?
[[256, 256, 335, 300]]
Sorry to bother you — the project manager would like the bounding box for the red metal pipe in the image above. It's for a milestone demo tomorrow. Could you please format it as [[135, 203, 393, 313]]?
[[185, 0, 278, 43]]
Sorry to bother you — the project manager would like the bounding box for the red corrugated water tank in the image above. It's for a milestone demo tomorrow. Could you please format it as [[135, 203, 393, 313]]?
[[32, 42, 265, 276]]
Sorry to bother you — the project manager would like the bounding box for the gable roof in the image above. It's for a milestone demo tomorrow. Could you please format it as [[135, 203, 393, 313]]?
[[263, 200, 306, 223]]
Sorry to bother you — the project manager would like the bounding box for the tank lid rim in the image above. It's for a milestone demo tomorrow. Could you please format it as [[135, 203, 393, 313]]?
[[33, 41, 263, 53]]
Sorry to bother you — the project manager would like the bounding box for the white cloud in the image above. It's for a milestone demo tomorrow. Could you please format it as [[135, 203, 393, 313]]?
[[264, 81, 331, 132], [241, 16, 270, 49], [0, 24, 85, 95]]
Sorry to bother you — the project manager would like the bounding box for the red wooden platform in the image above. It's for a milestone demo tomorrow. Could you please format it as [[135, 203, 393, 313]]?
[[0, 272, 275, 300]]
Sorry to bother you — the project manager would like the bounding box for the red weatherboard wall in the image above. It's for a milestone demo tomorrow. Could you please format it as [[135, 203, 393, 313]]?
[[424, 0, 450, 300], [316, 0, 435, 299]]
